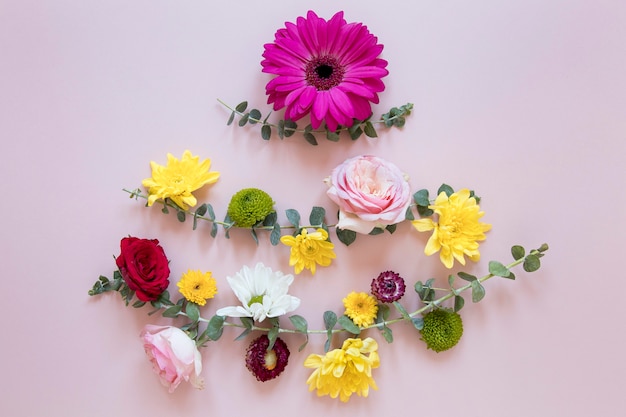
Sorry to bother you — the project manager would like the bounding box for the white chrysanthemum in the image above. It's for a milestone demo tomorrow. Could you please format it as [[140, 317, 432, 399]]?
[[215, 263, 301, 322]]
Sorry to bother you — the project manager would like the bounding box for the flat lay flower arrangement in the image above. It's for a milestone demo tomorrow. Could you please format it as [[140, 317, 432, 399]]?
[[88, 10, 549, 403]]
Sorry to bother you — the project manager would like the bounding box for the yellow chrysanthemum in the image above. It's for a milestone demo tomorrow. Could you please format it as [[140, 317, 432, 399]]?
[[142, 150, 220, 210], [304, 337, 380, 402], [280, 228, 336, 275], [412, 189, 491, 268], [343, 292, 378, 327], [177, 269, 218, 306]]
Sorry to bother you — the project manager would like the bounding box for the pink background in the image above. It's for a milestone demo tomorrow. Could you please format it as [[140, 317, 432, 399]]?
[[1, 1, 625, 416]]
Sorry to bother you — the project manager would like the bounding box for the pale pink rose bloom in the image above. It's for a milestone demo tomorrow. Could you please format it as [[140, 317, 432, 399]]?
[[326, 155, 411, 234], [140, 325, 204, 393]]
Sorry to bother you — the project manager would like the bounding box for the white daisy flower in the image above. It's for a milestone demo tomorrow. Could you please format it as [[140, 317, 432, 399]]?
[[215, 263, 300, 322]]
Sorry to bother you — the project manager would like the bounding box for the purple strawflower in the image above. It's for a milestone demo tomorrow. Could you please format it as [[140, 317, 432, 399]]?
[[261, 10, 389, 131], [245, 335, 290, 382], [371, 270, 406, 303]]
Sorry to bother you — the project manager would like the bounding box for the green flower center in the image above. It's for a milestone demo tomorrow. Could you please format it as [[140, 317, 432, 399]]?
[[305, 55, 345, 91], [248, 295, 264, 306]]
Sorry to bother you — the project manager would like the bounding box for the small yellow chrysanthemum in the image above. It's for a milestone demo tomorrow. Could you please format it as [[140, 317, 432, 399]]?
[[177, 269, 218, 306], [412, 189, 491, 269], [343, 292, 378, 327], [304, 337, 380, 402], [280, 228, 336, 275], [142, 150, 220, 210]]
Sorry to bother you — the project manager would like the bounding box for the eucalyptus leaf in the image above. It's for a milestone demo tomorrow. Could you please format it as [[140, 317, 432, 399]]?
[[448, 274, 455, 288], [489, 260, 511, 278], [364, 121, 377, 138], [285, 209, 300, 228], [250, 228, 259, 245], [206, 315, 225, 341], [381, 326, 393, 343], [417, 205, 434, 217], [227, 111, 235, 126], [235, 101, 248, 112], [185, 302, 200, 322], [393, 301, 411, 321], [270, 223, 281, 246], [413, 189, 430, 206], [454, 295, 465, 312], [277, 119, 285, 139], [411, 317, 424, 330], [511, 245, 525, 260], [309, 206, 326, 226], [240, 317, 253, 330], [195, 203, 207, 217], [336, 227, 357, 246], [267, 325, 279, 350], [471, 280, 486, 303], [405, 205, 415, 221], [349, 126, 363, 140], [338, 315, 361, 335], [323, 311, 337, 330], [262, 212, 277, 227], [207, 204, 215, 220], [289, 315, 308, 334], [162, 305, 182, 318], [437, 184, 454, 197], [326, 131, 340, 142], [248, 109, 261, 124], [176, 210, 186, 223], [238, 113, 249, 127], [283, 120, 297, 137], [376, 304, 390, 322], [523, 254, 541, 272], [261, 124, 271, 140], [458, 271, 477, 282], [304, 132, 318, 145]]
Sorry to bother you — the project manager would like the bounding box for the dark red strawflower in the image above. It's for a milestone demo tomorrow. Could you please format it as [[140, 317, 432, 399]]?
[[370, 270, 406, 303], [245, 335, 290, 382]]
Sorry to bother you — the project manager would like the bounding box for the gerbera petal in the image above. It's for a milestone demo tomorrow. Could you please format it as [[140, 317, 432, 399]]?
[[312, 91, 330, 122]]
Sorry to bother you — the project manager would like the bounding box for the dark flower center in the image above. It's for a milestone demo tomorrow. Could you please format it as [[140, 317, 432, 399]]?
[[305, 56, 345, 91], [316, 64, 333, 79]]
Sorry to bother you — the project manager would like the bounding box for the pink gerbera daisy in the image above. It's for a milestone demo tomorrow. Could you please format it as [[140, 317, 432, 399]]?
[[261, 11, 389, 132]]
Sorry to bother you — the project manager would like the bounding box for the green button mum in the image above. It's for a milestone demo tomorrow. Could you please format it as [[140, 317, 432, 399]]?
[[419, 309, 463, 352], [227, 188, 275, 227]]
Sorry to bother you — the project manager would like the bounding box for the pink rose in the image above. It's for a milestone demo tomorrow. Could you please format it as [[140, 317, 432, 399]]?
[[325, 155, 411, 234], [140, 325, 204, 393]]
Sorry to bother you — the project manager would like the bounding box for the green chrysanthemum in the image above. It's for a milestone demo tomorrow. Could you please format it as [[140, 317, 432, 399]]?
[[227, 188, 275, 227], [419, 309, 463, 352]]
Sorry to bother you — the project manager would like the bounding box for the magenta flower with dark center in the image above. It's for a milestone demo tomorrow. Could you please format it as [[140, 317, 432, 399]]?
[[371, 270, 406, 303], [261, 10, 389, 132], [245, 335, 290, 382]]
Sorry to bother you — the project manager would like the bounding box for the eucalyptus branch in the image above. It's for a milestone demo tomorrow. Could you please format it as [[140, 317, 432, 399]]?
[[195, 244, 549, 344], [89, 243, 548, 352], [218, 98, 413, 144]]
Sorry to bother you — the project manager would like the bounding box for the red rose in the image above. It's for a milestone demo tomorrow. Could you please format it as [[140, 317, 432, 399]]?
[[115, 237, 170, 302]]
